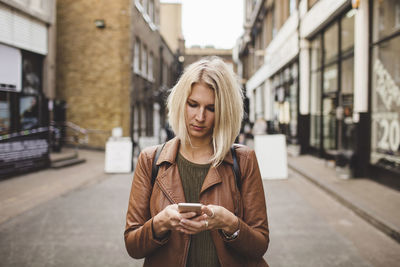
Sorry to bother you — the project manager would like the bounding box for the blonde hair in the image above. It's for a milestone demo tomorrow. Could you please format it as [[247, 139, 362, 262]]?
[[167, 56, 244, 166]]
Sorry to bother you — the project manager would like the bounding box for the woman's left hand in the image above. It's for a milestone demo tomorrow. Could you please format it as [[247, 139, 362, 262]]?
[[178, 205, 239, 235]]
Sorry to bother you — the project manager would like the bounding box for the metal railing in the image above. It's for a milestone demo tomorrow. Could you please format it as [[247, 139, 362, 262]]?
[[50, 121, 110, 153]]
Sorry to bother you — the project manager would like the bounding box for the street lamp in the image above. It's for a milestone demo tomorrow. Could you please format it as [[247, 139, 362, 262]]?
[[94, 20, 106, 29]]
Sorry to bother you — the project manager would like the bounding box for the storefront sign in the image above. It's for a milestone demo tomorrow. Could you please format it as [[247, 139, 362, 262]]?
[[0, 129, 50, 178], [371, 59, 400, 164]]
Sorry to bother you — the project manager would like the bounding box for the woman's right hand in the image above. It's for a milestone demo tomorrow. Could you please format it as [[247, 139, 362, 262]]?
[[152, 204, 197, 238]]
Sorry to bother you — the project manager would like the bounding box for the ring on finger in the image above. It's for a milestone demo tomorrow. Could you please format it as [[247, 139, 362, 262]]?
[[210, 208, 215, 218], [204, 220, 208, 229]]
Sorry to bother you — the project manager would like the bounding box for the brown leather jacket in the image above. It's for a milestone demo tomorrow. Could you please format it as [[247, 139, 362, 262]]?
[[124, 138, 269, 266]]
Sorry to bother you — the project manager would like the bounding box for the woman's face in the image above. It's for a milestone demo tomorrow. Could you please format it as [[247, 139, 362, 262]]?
[[185, 83, 215, 143]]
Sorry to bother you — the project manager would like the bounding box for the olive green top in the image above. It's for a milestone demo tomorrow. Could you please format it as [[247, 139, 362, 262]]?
[[177, 153, 220, 267]]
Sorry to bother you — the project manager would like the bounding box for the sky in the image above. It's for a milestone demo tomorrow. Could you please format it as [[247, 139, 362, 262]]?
[[161, 0, 244, 49]]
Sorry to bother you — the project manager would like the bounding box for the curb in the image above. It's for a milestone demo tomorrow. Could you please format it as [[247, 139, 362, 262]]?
[[288, 162, 400, 244]]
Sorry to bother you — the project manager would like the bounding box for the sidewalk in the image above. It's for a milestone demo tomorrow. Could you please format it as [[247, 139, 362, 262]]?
[[0, 148, 109, 225], [288, 154, 400, 243]]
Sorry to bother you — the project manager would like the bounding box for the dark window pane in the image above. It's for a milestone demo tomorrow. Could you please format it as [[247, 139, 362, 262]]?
[[0, 92, 11, 134], [342, 10, 355, 54], [20, 96, 39, 130], [323, 63, 338, 93], [324, 23, 339, 64], [341, 56, 354, 95], [323, 97, 337, 150]]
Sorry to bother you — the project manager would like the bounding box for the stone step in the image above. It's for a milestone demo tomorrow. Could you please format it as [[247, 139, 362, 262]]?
[[51, 158, 86, 169]]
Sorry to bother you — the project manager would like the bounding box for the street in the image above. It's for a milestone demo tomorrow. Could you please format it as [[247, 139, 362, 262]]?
[[0, 161, 399, 266]]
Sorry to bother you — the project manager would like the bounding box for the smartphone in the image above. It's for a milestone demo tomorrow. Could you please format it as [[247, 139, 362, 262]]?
[[178, 203, 203, 215]]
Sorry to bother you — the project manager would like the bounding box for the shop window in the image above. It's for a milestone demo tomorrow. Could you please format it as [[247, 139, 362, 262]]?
[[19, 51, 43, 130], [324, 23, 339, 64], [341, 57, 354, 95], [289, 63, 299, 142], [323, 64, 338, 93], [308, 11, 356, 154], [373, 0, 400, 42], [342, 9, 355, 55], [310, 37, 322, 149], [310, 70, 321, 148], [20, 95, 39, 130], [371, 35, 400, 164], [22, 52, 42, 95], [322, 97, 337, 150], [0, 92, 11, 134]]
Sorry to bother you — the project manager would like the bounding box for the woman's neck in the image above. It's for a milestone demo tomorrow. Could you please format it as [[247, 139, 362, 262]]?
[[180, 140, 213, 164]]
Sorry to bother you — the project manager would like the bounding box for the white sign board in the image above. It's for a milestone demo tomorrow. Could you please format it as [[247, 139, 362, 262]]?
[[105, 137, 132, 173], [254, 134, 288, 179]]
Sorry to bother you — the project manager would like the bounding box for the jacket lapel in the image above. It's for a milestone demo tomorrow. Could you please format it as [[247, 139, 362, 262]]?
[[200, 148, 235, 194], [155, 138, 186, 204], [200, 166, 222, 194], [157, 164, 186, 204]]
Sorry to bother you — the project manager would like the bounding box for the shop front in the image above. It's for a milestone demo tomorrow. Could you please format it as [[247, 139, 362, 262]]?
[[270, 61, 299, 148], [370, 0, 400, 177], [0, 43, 50, 178], [308, 8, 355, 166]]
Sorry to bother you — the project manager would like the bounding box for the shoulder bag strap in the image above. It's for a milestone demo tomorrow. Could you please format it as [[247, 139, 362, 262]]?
[[151, 143, 166, 186], [231, 145, 242, 190]]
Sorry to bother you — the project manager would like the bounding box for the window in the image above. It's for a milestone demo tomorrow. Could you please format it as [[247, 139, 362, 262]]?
[[0, 92, 11, 134], [148, 52, 153, 81], [370, 0, 400, 165], [142, 45, 147, 77], [20, 95, 39, 130], [308, 11, 355, 153], [373, 0, 400, 42], [342, 10, 355, 55], [324, 23, 339, 64], [134, 38, 141, 73], [309, 37, 322, 149], [149, 0, 154, 22]]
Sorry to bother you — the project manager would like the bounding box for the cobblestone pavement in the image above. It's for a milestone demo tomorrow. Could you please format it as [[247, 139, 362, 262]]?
[[0, 156, 399, 266]]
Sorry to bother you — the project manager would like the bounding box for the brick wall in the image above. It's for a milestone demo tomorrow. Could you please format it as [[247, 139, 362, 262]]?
[[56, 0, 132, 148]]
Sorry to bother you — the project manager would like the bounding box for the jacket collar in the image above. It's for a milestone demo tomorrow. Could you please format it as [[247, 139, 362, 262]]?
[[156, 137, 234, 166], [155, 137, 234, 198]]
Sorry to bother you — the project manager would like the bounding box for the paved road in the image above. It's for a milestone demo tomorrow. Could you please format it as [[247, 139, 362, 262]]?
[[0, 169, 399, 266]]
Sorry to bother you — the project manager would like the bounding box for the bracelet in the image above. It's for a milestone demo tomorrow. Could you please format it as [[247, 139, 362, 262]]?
[[221, 229, 240, 240]]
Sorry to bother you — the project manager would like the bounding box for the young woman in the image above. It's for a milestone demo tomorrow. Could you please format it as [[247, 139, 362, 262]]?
[[124, 57, 269, 266]]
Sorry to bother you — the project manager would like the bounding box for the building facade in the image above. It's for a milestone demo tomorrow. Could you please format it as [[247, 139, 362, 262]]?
[[183, 46, 235, 70], [56, 0, 178, 154], [236, 0, 400, 181], [0, 0, 56, 178]]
